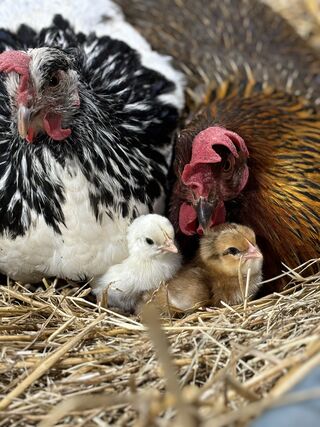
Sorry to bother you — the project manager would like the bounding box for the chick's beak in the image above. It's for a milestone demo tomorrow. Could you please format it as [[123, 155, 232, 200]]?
[[243, 242, 263, 260], [17, 105, 31, 140], [161, 239, 178, 253], [196, 197, 218, 230]]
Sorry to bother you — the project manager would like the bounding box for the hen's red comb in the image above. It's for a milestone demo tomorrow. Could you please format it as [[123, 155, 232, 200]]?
[[0, 50, 30, 76], [182, 126, 249, 187], [0, 51, 30, 104]]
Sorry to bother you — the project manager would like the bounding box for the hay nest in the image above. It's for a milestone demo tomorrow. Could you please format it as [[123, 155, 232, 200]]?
[[0, 3, 319, 427], [0, 258, 319, 427]]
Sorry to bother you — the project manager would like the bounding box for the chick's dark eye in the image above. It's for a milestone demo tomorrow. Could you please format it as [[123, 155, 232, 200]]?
[[146, 238, 154, 245], [48, 73, 60, 87], [223, 247, 241, 256]]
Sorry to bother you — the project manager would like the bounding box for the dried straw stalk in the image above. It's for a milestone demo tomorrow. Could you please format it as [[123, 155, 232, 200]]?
[[0, 258, 318, 426]]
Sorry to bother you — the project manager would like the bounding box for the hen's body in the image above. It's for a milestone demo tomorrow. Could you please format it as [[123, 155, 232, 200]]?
[[0, 0, 184, 282], [115, 0, 320, 279], [190, 84, 320, 277]]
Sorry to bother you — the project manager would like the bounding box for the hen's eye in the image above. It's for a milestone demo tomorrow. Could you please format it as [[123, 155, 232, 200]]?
[[48, 74, 60, 87], [223, 158, 232, 172], [146, 238, 154, 245], [223, 247, 240, 256]]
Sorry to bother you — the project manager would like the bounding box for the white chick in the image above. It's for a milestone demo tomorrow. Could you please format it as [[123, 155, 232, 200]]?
[[93, 214, 182, 313]]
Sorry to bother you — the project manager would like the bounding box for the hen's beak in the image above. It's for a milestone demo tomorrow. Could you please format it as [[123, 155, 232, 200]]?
[[243, 242, 263, 260], [196, 197, 217, 230], [161, 239, 178, 253], [17, 105, 31, 139]]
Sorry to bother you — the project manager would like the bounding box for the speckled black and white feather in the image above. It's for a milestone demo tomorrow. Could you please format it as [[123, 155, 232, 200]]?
[[0, 0, 185, 282]]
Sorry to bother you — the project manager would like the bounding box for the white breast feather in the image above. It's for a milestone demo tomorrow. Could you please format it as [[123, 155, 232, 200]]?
[[0, 160, 154, 282]]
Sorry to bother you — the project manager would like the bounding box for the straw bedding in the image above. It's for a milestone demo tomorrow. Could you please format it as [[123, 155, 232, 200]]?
[[0, 259, 319, 426], [1, 1, 320, 426]]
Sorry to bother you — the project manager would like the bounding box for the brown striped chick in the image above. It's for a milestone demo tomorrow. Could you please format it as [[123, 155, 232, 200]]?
[[141, 223, 263, 314]]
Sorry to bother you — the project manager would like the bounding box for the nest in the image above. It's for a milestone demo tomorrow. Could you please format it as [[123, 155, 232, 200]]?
[[0, 258, 319, 427], [0, 3, 319, 426]]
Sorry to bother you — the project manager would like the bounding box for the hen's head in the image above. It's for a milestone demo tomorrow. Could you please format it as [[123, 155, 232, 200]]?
[[176, 123, 249, 236], [0, 47, 80, 142]]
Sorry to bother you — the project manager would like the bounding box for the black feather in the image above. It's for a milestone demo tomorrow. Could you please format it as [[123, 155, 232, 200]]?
[[0, 15, 180, 238]]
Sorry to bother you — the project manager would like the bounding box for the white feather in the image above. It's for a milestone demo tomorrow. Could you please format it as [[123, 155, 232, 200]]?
[[0, 0, 185, 284], [0, 160, 154, 282]]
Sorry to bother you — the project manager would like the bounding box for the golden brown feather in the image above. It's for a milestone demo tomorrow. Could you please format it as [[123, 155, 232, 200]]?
[[115, 0, 320, 288], [173, 83, 320, 280], [230, 87, 318, 268]]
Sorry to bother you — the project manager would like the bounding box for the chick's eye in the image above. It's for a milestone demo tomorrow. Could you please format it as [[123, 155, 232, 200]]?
[[48, 73, 60, 87], [223, 247, 241, 256], [146, 238, 154, 245]]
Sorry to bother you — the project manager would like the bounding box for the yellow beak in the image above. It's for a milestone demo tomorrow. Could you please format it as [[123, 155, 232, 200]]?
[[244, 241, 263, 260], [17, 105, 31, 139], [161, 239, 178, 253]]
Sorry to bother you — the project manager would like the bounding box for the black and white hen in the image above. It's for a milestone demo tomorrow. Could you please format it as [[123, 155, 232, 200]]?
[[0, 0, 184, 284]]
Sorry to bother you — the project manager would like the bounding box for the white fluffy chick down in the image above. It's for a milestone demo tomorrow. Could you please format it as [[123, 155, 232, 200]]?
[[93, 214, 182, 313]]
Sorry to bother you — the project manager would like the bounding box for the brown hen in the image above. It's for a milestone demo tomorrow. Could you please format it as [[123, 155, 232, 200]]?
[[172, 80, 320, 282], [115, 0, 320, 285]]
